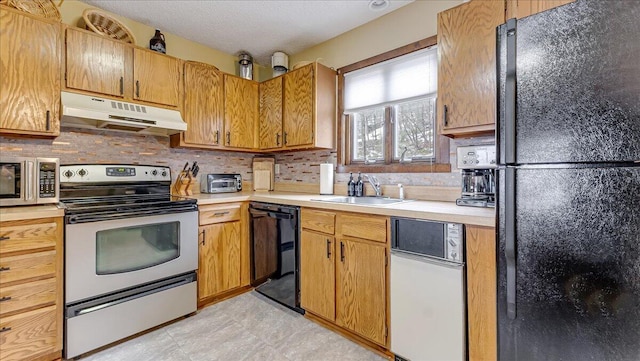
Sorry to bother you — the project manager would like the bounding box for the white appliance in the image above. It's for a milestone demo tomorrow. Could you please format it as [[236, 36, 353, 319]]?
[[272, 51, 289, 77], [61, 91, 187, 136], [390, 218, 466, 361]]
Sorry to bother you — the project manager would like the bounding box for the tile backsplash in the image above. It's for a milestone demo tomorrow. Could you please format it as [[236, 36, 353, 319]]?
[[1, 128, 493, 189]]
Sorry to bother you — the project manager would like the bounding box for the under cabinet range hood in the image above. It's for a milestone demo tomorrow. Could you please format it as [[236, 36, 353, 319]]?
[[61, 92, 186, 136]]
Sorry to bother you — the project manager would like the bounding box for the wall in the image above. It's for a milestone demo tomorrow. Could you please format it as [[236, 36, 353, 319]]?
[[59, 0, 269, 77], [0, 128, 256, 183], [281, 0, 491, 190]]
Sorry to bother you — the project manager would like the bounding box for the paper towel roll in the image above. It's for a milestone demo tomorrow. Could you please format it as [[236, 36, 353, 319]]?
[[319, 163, 334, 195]]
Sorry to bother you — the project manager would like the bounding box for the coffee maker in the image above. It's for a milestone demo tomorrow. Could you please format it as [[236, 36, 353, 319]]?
[[456, 145, 496, 208]]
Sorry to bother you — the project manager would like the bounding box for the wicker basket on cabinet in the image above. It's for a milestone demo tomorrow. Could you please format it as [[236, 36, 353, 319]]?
[[82, 8, 136, 44], [4, 0, 61, 21]]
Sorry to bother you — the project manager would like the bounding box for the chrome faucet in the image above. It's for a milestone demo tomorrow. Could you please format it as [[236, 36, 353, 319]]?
[[363, 174, 382, 197]]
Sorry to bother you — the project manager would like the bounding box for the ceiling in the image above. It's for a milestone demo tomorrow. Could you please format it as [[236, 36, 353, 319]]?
[[83, 0, 414, 66]]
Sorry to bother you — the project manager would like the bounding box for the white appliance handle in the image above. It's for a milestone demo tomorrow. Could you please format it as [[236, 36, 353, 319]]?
[[391, 249, 464, 269]]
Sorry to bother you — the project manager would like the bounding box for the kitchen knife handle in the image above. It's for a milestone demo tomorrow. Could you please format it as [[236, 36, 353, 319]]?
[[326, 239, 331, 259], [443, 104, 448, 127], [340, 242, 345, 262], [226, 131, 231, 145], [276, 133, 281, 146], [135, 80, 140, 98], [505, 167, 517, 320], [215, 130, 220, 144]]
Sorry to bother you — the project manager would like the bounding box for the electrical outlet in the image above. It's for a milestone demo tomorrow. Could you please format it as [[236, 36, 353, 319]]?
[[274, 164, 280, 174]]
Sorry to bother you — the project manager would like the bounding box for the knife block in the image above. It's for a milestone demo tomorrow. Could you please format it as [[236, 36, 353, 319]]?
[[172, 171, 195, 196]]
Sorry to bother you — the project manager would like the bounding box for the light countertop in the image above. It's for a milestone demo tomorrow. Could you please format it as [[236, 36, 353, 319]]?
[[190, 192, 495, 227], [0, 204, 65, 222]]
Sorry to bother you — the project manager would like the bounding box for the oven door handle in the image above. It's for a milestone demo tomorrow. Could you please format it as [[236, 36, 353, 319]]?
[[66, 206, 197, 224]]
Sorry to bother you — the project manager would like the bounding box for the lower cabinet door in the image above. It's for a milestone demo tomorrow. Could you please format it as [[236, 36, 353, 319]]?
[[300, 229, 335, 321], [198, 221, 241, 300], [336, 238, 387, 346], [0, 305, 58, 361]]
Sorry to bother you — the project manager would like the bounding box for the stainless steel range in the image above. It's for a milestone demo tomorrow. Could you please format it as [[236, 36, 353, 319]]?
[[60, 164, 198, 359]]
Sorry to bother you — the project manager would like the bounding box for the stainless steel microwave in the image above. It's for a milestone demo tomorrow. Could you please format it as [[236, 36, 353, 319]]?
[[0, 157, 59, 206], [200, 173, 242, 194]]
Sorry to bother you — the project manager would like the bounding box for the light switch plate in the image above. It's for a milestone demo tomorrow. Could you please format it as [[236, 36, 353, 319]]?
[[274, 164, 280, 174]]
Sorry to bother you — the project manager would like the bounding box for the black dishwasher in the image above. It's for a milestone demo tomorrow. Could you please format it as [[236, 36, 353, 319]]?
[[249, 202, 303, 314]]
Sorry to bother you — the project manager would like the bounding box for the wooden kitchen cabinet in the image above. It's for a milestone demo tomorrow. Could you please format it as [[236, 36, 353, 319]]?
[[507, 0, 574, 19], [65, 27, 127, 98], [259, 76, 283, 149], [300, 208, 388, 348], [133, 48, 181, 107], [0, 217, 63, 361], [466, 225, 497, 361], [224, 74, 259, 150], [0, 7, 61, 136], [197, 202, 249, 306], [437, 0, 505, 138], [171, 61, 224, 149], [65, 27, 181, 108]]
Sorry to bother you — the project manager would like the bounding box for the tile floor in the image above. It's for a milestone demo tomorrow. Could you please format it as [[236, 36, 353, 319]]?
[[80, 291, 388, 361]]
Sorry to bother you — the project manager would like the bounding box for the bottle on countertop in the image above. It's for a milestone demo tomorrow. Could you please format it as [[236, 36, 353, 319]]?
[[347, 173, 355, 196], [355, 172, 364, 197], [149, 29, 166, 54]]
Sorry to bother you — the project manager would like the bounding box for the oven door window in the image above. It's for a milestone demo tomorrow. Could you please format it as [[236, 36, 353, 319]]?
[[96, 221, 180, 275]]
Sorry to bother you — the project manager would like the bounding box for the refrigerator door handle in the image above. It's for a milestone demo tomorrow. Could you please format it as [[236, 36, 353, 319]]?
[[505, 18, 517, 165], [505, 167, 517, 320]]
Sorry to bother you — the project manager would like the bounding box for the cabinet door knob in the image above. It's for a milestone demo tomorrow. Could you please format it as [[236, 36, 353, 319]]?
[[0, 327, 11, 333], [0, 296, 12, 302]]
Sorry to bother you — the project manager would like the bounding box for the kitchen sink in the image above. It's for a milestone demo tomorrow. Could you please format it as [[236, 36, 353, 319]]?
[[312, 196, 409, 205]]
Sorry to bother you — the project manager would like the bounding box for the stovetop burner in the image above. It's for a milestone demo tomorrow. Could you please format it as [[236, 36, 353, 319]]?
[[60, 164, 198, 223]]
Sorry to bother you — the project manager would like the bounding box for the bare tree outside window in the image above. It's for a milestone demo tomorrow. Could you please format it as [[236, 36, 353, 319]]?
[[394, 97, 436, 161], [352, 108, 385, 162]]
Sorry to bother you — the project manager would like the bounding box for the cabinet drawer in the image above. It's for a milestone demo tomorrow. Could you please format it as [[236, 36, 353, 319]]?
[[0, 250, 56, 286], [301, 209, 335, 234], [336, 214, 387, 243], [0, 305, 58, 361], [199, 203, 242, 225], [0, 278, 56, 317], [0, 219, 59, 255]]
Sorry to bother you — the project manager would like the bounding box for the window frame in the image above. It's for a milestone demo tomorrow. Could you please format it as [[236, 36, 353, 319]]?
[[336, 35, 450, 174]]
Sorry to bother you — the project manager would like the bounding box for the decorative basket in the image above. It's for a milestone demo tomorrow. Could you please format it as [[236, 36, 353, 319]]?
[[5, 0, 62, 21], [82, 8, 136, 44]]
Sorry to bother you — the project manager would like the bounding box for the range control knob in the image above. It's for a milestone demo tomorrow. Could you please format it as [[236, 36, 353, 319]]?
[[161, 170, 168, 177], [450, 252, 458, 260], [63, 170, 74, 178], [78, 169, 87, 177], [152, 170, 158, 176]]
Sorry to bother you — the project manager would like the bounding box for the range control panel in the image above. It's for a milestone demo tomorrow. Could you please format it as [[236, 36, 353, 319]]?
[[445, 223, 464, 263], [60, 165, 171, 183], [457, 145, 496, 169]]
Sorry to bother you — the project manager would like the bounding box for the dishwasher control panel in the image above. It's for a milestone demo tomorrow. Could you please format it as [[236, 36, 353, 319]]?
[[445, 223, 464, 262]]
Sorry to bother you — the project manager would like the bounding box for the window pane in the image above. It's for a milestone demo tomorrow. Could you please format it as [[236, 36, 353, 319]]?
[[352, 108, 385, 162], [394, 97, 436, 161]]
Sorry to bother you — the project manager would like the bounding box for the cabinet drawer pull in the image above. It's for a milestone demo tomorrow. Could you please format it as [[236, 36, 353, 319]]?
[[326, 239, 331, 259], [213, 211, 230, 217], [0, 327, 11, 333], [0, 296, 12, 302], [443, 104, 449, 127], [0, 267, 10, 272], [46, 110, 51, 131], [0, 236, 9, 241], [135, 80, 140, 98], [340, 242, 345, 262]]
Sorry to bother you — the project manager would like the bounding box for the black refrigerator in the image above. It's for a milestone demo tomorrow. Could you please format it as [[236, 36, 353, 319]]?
[[496, 1, 640, 360]]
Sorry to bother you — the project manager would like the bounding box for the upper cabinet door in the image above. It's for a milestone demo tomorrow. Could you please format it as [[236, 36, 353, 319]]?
[[66, 28, 126, 98], [284, 64, 314, 147], [133, 48, 181, 107], [182, 61, 224, 147], [224, 75, 258, 149], [259, 76, 283, 149], [1, 9, 60, 136], [437, 0, 505, 137], [507, 0, 575, 18]]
